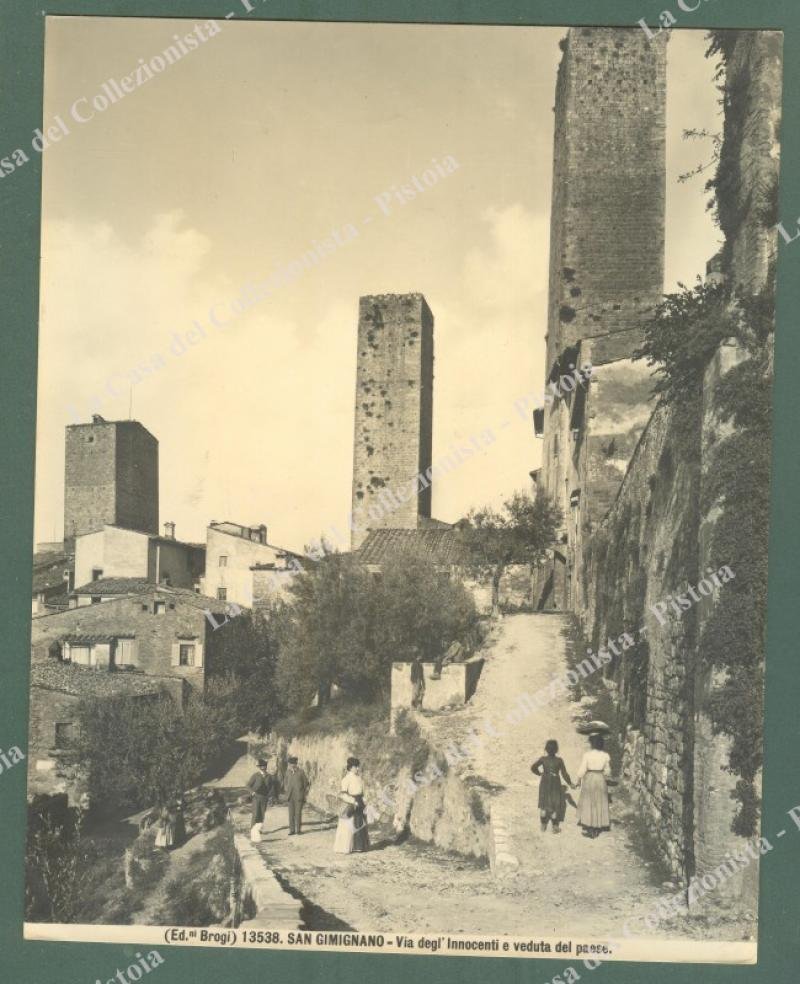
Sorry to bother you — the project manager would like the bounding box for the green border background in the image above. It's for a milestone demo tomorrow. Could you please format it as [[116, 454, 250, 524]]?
[[1, 1, 798, 982]]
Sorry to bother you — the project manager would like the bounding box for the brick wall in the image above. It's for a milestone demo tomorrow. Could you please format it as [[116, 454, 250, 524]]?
[[351, 294, 434, 549]]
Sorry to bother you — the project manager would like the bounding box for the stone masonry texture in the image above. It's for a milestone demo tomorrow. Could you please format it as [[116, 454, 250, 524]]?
[[64, 419, 159, 542], [539, 30, 781, 910], [540, 27, 666, 522], [351, 294, 434, 549]]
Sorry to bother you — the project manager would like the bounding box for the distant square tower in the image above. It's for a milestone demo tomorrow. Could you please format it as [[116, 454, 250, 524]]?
[[64, 415, 159, 545], [351, 294, 434, 550]]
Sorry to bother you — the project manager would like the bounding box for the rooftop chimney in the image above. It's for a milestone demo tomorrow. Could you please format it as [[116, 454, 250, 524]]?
[[163, 521, 176, 540]]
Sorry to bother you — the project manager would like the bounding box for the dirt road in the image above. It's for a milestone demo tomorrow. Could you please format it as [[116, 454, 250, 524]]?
[[218, 614, 734, 940]]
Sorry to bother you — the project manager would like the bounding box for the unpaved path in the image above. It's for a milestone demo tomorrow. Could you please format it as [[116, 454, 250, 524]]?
[[216, 614, 742, 941], [413, 613, 683, 937]]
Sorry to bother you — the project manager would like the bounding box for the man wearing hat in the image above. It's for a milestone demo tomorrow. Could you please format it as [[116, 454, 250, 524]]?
[[283, 755, 309, 836], [246, 759, 272, 839]]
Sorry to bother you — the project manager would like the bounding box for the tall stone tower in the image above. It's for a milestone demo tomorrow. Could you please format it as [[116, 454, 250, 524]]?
[[351, 294, 434, 550], [64, 415, 159, 545], [536, 27, 667, 608]]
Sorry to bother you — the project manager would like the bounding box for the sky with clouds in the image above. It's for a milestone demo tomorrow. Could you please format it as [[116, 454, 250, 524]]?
[[35, 18, 723, 553]]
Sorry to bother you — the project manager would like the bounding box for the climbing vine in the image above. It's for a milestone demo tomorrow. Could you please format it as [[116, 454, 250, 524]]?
[[636, 276, 774, 836], [699, 285, 773, 835]]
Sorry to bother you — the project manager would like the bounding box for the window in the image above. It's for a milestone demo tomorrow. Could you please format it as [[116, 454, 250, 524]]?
[[115, 637, 136, 667], [90, 596, 101, 604], [69, 645, 91, 666], [171, 640, 203, 669], [168, 602, 175, 610], [55, 723, 75, 748], [141, 603, 149, 612], [217, 587, 227, 602], [219, 555, 228, 567], [154, 600, 166, 615]]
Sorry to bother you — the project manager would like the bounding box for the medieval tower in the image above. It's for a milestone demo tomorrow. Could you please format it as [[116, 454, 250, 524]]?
[[64, 415, 159, 545], [538, 27, 667, 608], [350, 294, 434, 550]]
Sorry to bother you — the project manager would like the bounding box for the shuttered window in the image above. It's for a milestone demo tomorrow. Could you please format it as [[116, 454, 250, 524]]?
[[116, 638, 136, 666]]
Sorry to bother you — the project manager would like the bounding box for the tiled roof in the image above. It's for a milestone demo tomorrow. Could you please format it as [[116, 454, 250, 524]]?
[[32, 552, 74, 593], [66, 579, 226, 614], [72, 577, 152, 595], [30, 661, 163, 699], [357, 528, 471, 566]]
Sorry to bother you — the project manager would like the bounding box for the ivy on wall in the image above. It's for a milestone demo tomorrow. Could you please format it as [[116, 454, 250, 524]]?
[[636, 277, 773, 837], [699, 286, 773, 836]]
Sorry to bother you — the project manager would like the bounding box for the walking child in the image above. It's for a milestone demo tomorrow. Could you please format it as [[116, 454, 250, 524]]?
[[531, 739, 574, 833]]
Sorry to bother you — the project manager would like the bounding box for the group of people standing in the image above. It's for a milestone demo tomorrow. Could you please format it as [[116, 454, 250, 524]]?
[[531, 734, 612, 838], [247, 754, 370, 854], [248, 755, 309, 838]]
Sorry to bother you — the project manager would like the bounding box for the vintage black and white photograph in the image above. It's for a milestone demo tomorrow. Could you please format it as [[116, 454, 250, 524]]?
[[23, 14, 782, 965]]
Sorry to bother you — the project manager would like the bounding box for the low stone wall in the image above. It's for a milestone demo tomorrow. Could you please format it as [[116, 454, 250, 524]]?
[[248, 724, 490, 861], [390, 658, 484, 715], [233, 831, 303, 929]]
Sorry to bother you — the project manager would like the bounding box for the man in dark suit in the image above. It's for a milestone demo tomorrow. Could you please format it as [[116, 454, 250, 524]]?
[[246, 759, 271, 835], [283, 755, 308, 835]]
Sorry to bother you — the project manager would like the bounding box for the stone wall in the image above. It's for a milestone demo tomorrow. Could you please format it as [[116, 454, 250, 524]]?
[[249, 726, 489, 860], [579, 402, 700, 882], [690, 30, 782, 908], [351, 294, 434, 549], [390, 659, 484, 717], [233, 832, 303, 929], [64, 419, 158, 542]]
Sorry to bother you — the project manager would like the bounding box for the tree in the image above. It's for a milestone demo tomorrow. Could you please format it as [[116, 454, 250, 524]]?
[[276, 548, 479, 711], [372, 550, 480, 666], [73, 687, 246, 813], [26, 798, 89, 922], [457, 490, 561, 611], [207, 606, 286, 734], [277, 551, 380, 709]]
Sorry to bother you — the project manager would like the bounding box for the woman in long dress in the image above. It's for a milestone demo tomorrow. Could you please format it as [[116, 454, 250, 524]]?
[[531, 739, 574, 833], [154, 804, 176, 849], [333, 757, 370, 854], [576, 734, 611, 838]]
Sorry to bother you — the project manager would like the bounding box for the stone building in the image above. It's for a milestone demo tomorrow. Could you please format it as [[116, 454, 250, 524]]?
[[64, 415, 159, 546], [200, 520, 305, 608], [73, 522, 205, 592], [350, 293, 434, 549], [535, 27, 667, 611], [31, 581, 228, 692]]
